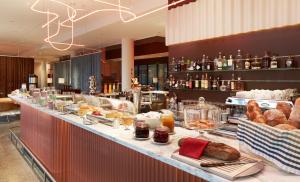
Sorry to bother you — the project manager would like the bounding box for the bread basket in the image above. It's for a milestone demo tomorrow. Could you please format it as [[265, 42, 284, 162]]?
[[237, 118, 300, 175]]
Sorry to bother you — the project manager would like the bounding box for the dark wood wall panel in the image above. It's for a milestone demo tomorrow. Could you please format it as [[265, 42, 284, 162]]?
[[168, 25, 300, 102], [0, 56, 34, 97], [0, 59, 6, 97]]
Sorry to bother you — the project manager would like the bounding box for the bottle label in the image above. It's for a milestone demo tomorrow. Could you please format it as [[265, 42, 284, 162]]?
[[195, 81, 199, 88], [207, 65, 210, 70]]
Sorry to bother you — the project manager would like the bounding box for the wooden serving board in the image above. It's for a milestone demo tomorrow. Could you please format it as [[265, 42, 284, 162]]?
[[171, 151, 264, 180]]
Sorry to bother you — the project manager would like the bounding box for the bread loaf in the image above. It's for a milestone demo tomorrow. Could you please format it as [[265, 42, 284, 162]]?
[[263, 109, 287, 127], [295, 98, 300, 107], [276, 102, 292, 119], [275, 124, 297, 131], [178, 139, 240, 161], [254, 115, 266, 124], [247, 100, 259, 112], [288, 105, 300, 129]]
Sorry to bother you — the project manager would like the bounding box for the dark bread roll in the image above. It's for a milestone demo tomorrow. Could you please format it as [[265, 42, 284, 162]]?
[[178, 138, 240, 161], [276, 102, 292, 119], [263, 109, 287, 127]]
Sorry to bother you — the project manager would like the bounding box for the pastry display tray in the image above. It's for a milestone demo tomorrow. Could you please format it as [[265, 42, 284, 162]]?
[[86, 114, 115, 126], [171, 151, 264, 180]]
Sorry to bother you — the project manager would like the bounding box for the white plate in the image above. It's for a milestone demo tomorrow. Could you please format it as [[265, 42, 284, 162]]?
[[133, 136, 151, 141]]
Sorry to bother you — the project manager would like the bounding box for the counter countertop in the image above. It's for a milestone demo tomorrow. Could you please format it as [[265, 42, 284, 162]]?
[[9, 95, 299, 182]]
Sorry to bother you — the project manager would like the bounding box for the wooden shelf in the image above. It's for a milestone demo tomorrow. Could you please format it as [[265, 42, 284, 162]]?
[[169, 67, 300, 74], [169, 88, 238, 93]]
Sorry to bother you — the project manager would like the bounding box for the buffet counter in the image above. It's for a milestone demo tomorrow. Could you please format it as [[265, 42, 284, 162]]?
[[9, 95, 299, 182]]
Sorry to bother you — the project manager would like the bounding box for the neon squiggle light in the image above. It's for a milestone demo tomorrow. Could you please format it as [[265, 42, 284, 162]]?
[[31, 0, 187, 51]]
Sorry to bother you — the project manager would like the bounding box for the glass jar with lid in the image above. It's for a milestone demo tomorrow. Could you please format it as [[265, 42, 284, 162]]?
[[183, 97, 222, 134]]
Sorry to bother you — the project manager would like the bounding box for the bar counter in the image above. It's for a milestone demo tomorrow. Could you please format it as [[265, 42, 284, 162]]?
[[9, 95, 299, 182]]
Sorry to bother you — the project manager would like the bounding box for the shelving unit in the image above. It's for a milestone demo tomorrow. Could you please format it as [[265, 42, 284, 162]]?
[[169, 67, 300, 74], [168, 67, 300, 102]]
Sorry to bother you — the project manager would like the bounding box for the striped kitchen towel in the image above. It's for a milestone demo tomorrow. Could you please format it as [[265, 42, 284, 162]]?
[[237, 118, 300, 175]]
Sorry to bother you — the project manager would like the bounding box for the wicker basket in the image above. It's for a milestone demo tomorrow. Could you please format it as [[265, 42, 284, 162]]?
[[237, 118, 300, 175]]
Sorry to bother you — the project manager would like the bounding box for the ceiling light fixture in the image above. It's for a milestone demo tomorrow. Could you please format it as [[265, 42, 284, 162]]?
[[31, 0, 187, 51]]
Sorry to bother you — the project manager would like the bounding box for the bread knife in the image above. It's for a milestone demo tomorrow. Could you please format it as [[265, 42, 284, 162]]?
[[200, 161, 256, 167]]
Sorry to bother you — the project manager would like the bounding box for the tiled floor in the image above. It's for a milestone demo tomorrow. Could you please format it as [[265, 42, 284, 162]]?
[[0, 120, 39, 182]]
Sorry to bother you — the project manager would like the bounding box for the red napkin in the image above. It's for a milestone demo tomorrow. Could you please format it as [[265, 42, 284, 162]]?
[[179, 138, 209, 159]]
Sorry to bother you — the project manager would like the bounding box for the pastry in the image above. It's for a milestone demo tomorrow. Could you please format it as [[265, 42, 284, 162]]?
[[274, 124, 297, 131], [247, 100, 259, 112], [178, 139, 240, 161], [288, 105, 300, 129], [295, 98, 300, 107], [254, 115, 266, 124], [263, 109, 287, 127], [276, 102, 292, 119]]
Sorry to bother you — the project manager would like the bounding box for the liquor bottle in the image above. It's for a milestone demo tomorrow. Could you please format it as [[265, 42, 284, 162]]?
[[196, 59, 202, 71], [208, 76, 212, 90], [251, 56, 261, 70], [187, 58, 193, 71], [227, 55, 234, 70], [212, 77, 217, 90], [235, 49, 243, 70], [181, 57, 186, 71], [194, 74, 200, 89], [270, 56, 278, 69], [171, 57, 177, 72], [222, 56, 228, 70], [213, 57, 218, 71], [262, 51, 271, 69], [236, 76, 244, 91], [220, 81, 227, 91], [204, 73, 209, 90], [217, 52, 223, 70], [168, 75, 173, 88], [185, 73, 189, 88], [201, 74, 205, 89], [174, 81, 179, 88], [244, 54, 251, 70], [188, 75, 193, 89], [226, 81, 231, 91], [206, 56, 211, 70], [176, 58, 181, 72], [192, 59, 197, 70], [286, 56, 294, 68], [216, 76, 221, 89], [201, 55, 206, 71], [230, 73, 236, 91]]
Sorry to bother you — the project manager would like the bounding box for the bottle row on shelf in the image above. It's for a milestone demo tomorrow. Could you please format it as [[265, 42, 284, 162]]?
[[167, 73, 244, 92], [103, 82, 121, 94], [170, 50, 297, 72]]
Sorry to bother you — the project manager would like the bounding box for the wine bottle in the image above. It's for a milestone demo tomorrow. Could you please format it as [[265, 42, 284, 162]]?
[[201, 55, 206, 71], [270, 55, 278, 69], [244, 54, 251, 70], [217, 52, 223, 70], [230, 74, 236, 91], [235, 50, 243, 70], [262, 51, 271, 69], [227, 55, 234, 70], [194, 74, 200, 89]]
